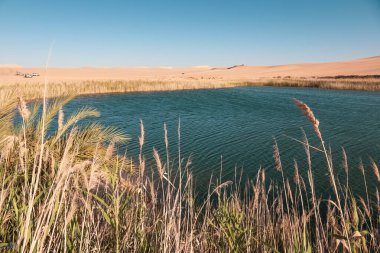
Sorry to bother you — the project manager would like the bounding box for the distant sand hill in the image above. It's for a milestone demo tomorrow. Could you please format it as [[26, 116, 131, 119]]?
[[1, 56, 380, 84], [0, 64, 22, 68]]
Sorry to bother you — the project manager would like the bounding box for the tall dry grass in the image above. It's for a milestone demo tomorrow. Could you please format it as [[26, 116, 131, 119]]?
[[1, 77, 379, 101], [264, 78, 380, 91], [0, 92, 379, 252], [0, 79, 246, 100]]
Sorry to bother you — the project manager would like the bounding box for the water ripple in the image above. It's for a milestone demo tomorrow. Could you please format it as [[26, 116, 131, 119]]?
[[67, 87, 380, 196]]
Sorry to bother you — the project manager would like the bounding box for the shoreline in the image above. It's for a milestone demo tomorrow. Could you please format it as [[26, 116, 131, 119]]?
[[1, 55, 380, 99], [1, 78, 380, 100]]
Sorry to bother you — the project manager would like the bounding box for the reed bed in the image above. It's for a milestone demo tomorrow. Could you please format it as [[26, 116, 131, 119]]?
[[0, 92, 379, 252], [264, 78, 380, 91], [0, 80, 246, 100], [1, 77, 379, 100]]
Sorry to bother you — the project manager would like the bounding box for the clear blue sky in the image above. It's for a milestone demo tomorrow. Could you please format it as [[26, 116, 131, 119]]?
[[1, 0, 379, 67]]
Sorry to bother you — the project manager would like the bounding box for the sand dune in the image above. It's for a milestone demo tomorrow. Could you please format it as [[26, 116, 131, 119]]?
[[0, 64, 22, 68], [1, 56, 380, 84]]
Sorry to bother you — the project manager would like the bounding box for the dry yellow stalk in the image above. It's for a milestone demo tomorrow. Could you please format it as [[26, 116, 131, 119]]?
[[293, 99, 322, 140], [153, 148, 164, 179], [359, 197, 371, 217], [286, 179, 294, 204], [358, 161, 365, 175], [293, 159, 300, 185], [261, 169, 266, 183]]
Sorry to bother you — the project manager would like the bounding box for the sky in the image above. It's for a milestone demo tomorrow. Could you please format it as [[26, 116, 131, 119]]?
[[0, 0, 380, 67]]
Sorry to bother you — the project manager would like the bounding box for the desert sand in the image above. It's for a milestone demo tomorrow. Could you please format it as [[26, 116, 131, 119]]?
[[1, 56, 380, 85]]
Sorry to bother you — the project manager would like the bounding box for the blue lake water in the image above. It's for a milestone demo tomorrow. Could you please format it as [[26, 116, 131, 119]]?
[[65, 86, 380, 196]]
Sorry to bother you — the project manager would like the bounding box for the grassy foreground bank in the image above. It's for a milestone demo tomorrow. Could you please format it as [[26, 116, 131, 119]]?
[[1, 77, 380, 100], [0, 92, 379, 252]]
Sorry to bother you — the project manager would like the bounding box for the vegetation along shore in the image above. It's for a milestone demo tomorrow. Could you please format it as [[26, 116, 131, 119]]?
[[0, 90, 379, 252], [1, 77, 380, 101], [1, 56, 380, 99]]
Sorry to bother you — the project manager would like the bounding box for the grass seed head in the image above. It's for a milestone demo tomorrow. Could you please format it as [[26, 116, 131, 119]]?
[[293, 99, 322, 140], [342, 148, 349, 175], [105, 141, 114, 161], [18, 96, 30, 121], [153, 148, 164, 179], [139, 119, 145, 148], [273, 140, 282, 172], [164, 123, 168, 149], [58, 108, 64, 131], [293, 159, 300, 185], [370, 158, 380, 182]]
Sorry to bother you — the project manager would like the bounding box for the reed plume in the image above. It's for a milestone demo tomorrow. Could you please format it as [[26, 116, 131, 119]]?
[[164, 123, 168, 151], [58, 108, 64, 131], [105, 141, 114, 161], [18, 96, 30, 121], [273, 139, 282, 172], [370, 158, 380, 182], [66, 193, 78, 224], [0, 135, 18, 160], [293, 159, 300, 185], [293, 99, 322, 140], [153, 148, 164, 180], [139, 119, 145, 148], [342, 148, 349, 175], [261, 169, 266, 183]]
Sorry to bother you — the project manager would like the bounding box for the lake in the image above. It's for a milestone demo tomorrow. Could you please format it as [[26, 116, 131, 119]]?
[[65, 86, 380, 196]]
